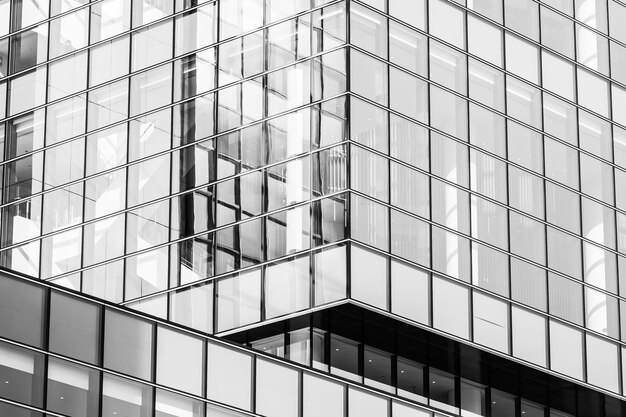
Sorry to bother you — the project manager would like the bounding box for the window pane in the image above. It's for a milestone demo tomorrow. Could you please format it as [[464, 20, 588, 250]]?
[[473, 291, 509, 353], [548, 273, 583, 325], [505, 33, 538, 83], [576, 24, 609, 75], [586, 334, 620, 392], [175, 4, 216, 56], [391, 260, 429, 324], [512, 306, 546, 366], [87, 79, 129, 131], [48, 51, 88, 101], [157, 326, 204, 395], [156, 388, 204, 417], [432, 226, 471, 282], [389, 21, 427, 75], [490, 390, 516, 417], [350, 3, 387, 58], [545, 139, 579, 189], [133, 0, 172, 27], [504, 0, 539, 40], [390, 67, 428, 122], [541, 6, 575, 58], [314, 244, 347, 305], [577, 68, 609, 116], [219, 0, 263, 39], [429, 0, 465, 48], [506, 76, 542, 128], [471, 243, 509, 296], [132, 20, 173, 71], [351, 97, 388, 152], [0, 276, 45, 347], [351, 145, 388, 201], [130, 64, 172, 116], [431, 133, 469, 187], [217, 269, 261, 331], [549, 320, 583, 379], [508, 165, 544, 219], [389, 0, 425, 29], [303, 373, 345, 417], [509, 212, 546, 264], [90, 0, 131, 42], [542, 51, 574, 100], [430, 86, 468, 141], [471, 196, 508, 249], [586, 287, 619, 338], [351, 244, 388, 309], [392, 401, 431, 417], [207, 343, 252, 411], [433, 275, 470, 339], [9, 68, 47, 116], [0, 341, 45, 408], [170, 281, 213, 334], [468, 15, 502, 66], [49, 8, 88, 59], [547, 228, 582, 280], [102, 373, 153, 417], [469, 58, 505, 111], [390, 115, 429, 169], [543, 94, 577, 146], [11, 24, 48, 73], [104, 309, 153, 380], [256, 359, 299, 417], [391, 209, 430, 266], [47, 357, 100, 417], [265, 255, 310, 319], [351, 49, 387, 105], [90, 36, 130, 87], [349, 388, 389, 417], [49, 291, 100, 364], [511, 258, 547, 310], [351, 194, 389, 250], [429, 369, 457, 413]]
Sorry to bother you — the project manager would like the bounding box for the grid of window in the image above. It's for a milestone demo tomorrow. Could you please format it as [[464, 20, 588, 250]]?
[[0, 1, 350, 320], [0, 270, 452, 417], [334, 0, 626, 397], [1, 0, 626, 405]]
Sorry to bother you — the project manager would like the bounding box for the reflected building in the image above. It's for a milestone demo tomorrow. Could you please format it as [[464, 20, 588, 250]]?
[[0, 0, 626, 416]]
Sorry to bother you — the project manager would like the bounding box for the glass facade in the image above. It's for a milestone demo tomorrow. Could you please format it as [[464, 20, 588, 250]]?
[[0, 0, 625, 415]]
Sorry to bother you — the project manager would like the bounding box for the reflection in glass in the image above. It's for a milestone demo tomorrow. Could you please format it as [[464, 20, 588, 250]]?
[[217, 269, 261, 331], [90, 0, 131, 42], [49, 8, 88, 58]]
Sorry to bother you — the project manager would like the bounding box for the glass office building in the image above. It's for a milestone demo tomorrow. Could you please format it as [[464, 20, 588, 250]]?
[[1, 0, 626, 415]]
